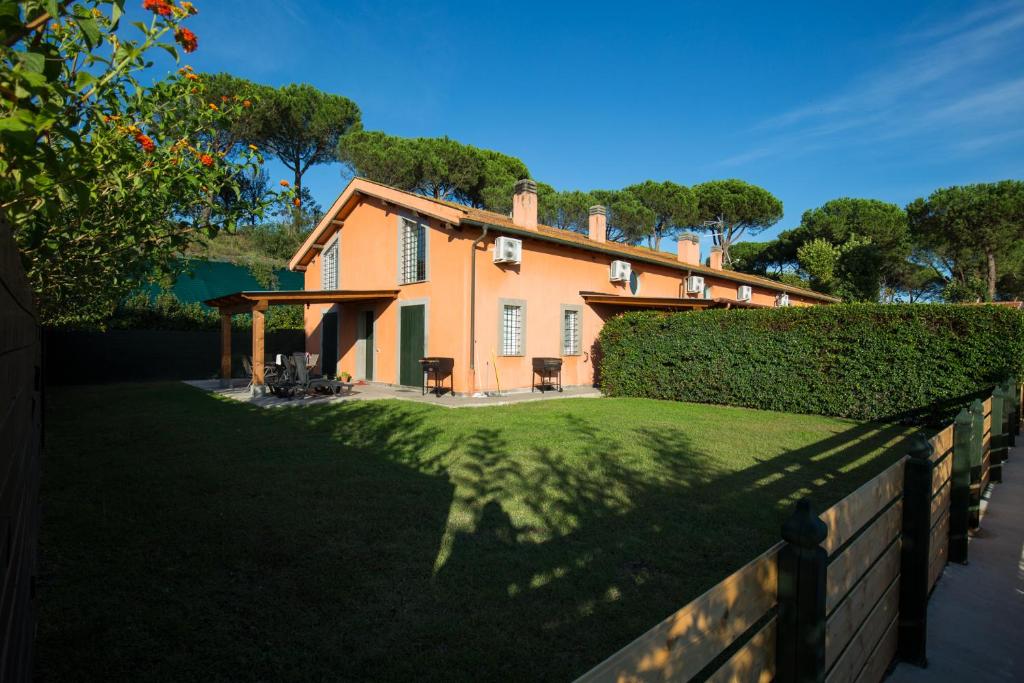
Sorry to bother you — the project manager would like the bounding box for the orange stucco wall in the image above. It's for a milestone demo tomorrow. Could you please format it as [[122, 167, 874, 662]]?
[[302, 198, 470, 386], [299, 195, 823, 394]]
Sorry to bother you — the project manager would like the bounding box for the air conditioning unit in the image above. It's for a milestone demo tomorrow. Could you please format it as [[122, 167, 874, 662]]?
[[609, 260, 632, 282], [686, 275, 705, 293], [737, 285, 752, 301], [493, 236, 522, 264], [776, 293, 791, 307]]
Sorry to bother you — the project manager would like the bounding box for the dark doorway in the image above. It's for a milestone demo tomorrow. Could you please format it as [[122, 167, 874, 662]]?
[[362, 310, 374, 381], [399, 305, 425, 386], [321, 311, 338, 377]]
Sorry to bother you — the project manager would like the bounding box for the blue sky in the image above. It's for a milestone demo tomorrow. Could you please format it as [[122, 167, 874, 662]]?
[[137, 1, 1024, 245]]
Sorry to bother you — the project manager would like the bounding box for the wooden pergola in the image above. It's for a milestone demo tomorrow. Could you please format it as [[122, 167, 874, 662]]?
[[203, 290, 398, 388]]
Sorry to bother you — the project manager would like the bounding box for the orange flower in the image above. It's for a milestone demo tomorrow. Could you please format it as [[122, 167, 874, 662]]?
[[248, 144, 258, 151], [293, 198, 301, 207], [175, 27, 198, 53], [184, 73, 200, 81], [199, 154, 214, 167], [142, 0, 174, 17], [134, 132, 156, 153], [242, 99, 252, 108], [208, 102, 218, 111], [279, 179, 290, 187], [221, 95, 229, 102], [181, 1, 198, 15]]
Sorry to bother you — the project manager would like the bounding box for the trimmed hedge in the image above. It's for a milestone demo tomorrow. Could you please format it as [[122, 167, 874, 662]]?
[[597, 304, 1024, 423]]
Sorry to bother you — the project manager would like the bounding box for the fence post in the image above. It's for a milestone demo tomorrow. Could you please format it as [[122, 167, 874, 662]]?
[[1015, 377, 1022, 439], [777, 498, 828, 683], [969, 399, 984, 529], [1004, 379, 1018, 448], [991, 387, 1006, 484], [949, 408, 972, 564], [898, 434, 934, 667]]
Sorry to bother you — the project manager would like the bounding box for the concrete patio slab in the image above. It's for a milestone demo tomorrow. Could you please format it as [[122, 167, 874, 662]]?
[[887, 447, 1024, 682], [183, 378, 603, 409]]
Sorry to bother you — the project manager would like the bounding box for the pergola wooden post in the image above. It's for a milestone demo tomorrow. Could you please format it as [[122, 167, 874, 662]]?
[[220, 312, 232, 386], [252, 299, 268, 388]]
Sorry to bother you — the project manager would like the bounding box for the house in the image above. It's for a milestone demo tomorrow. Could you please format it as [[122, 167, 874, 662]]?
[[274, 177, 838, 395]]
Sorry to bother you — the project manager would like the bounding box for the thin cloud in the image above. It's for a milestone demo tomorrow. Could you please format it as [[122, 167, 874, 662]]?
[[720, 3, 1024, 167]]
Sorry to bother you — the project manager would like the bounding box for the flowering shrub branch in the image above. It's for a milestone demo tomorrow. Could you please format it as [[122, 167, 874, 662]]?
[[1, 1, 291, 325]]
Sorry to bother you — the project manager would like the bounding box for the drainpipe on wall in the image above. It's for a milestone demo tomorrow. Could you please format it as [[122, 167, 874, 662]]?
[[469, 225, 489, 373]]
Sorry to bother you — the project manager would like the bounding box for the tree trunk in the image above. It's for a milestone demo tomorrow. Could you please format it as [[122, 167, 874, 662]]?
[[986, 251, 997, 301]]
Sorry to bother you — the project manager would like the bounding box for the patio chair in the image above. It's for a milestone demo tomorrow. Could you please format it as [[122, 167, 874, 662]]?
[[266, 355, 299, 398], [241, 355, 253, 389], [292, 352, 331, 395]]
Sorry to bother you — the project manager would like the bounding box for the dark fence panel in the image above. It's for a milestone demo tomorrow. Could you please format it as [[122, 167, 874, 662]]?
[[44, 328, 305, 384], [0, 219, 42, 682]]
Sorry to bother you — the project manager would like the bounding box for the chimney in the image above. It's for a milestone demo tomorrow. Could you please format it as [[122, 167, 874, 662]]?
[[588, 205, 607, 242], [512, 179, 538, 230], [677, 232, 700, 265], [709, 245, 723, 270]]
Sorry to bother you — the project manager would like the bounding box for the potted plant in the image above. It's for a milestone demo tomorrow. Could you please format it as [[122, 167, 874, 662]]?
[[340, 371, 352, 383]]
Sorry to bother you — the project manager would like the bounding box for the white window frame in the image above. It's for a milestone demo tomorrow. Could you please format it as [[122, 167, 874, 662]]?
[[397, 215, 428, 285], [561, 304, 582, 356], [321, 235, 339, 290], [498, 298, 526, 357]]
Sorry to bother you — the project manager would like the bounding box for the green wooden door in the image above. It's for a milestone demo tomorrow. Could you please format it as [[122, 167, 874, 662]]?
[[363, 310, 374, 380], [399, 305, 425, 387], [321, 311, 338, 377]]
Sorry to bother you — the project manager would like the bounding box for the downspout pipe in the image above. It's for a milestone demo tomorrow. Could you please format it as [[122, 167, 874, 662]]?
[[469, 225, 489, 371]]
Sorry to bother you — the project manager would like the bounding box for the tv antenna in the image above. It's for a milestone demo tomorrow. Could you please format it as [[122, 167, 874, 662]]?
[[701, 217, 731, 264]]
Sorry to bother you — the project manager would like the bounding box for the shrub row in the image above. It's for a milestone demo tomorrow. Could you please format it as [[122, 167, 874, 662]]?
[[597, 304, 1024, 423]]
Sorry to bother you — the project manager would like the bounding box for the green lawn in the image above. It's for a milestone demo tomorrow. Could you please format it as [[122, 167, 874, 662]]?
[[37, 383, 915, 681]]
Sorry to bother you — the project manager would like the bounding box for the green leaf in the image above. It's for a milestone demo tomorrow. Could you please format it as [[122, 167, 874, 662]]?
[[159, 43, 179, 61], [75, 71, 97, 91], [74, 15, 101, 48], [17, 51, 46, 74]]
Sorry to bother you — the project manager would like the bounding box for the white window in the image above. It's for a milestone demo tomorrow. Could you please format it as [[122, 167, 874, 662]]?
[[562, 308, 580, 356], [321, 239, 338, 290], [501, 303, 523, 356], [399, 216, 427, 284]]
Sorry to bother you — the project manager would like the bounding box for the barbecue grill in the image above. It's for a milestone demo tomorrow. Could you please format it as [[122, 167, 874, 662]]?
[[532, 357, 563, 393], [419, 357, 455, 396]]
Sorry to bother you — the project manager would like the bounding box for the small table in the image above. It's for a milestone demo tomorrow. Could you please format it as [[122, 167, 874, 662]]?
[[532, 357, 563, 392], [419, 357, 455, 395]]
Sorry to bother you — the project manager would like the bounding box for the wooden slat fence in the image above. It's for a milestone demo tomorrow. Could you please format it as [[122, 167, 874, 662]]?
[[577, 383, 1018, 683], [927, 427, 953, 593], [821, 459, 904, 683], [580, 543, 782, 682], [0, 219, 42, 682]]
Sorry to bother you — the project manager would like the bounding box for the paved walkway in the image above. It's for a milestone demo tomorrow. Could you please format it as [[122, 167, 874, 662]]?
[[183, 378, 603, 409], [888, 446, 1024, 682]]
